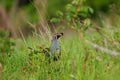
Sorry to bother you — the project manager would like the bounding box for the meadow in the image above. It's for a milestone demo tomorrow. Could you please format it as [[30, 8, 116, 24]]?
[[0, 0, 120, 80], [1, 25, 120, 80]]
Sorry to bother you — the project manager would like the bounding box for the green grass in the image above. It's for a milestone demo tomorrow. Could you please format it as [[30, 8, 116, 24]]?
[[0, 0, 120, 79], [1, 30, 120, 80]]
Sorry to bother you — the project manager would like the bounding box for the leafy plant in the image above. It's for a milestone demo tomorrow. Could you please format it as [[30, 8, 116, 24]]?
[[50, 0, 94, 31]]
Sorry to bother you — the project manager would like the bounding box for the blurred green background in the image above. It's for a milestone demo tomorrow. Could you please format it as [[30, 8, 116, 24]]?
[[0, 0, 120, 29], [0, 0, 120, 80]]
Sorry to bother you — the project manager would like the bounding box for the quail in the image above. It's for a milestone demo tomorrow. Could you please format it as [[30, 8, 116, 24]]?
[[50, 33, 63, 61]]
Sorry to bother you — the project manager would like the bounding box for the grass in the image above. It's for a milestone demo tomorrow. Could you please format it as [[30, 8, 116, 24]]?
[[1, 27, 120, 80], [0, 0, 120, 80]]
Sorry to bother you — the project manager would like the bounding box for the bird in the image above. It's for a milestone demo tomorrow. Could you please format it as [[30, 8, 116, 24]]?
[[50, 32, 63, 61], [40, 33, 63, 61]]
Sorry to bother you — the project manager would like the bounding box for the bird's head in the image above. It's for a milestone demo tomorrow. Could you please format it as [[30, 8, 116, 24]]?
[[52, 33, 63, 40], [56, 32, 63, 39]]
